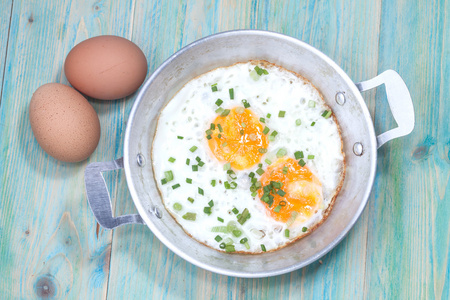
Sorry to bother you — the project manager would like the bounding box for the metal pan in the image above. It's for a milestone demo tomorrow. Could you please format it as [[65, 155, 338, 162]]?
[[85, 30, 414, 278]]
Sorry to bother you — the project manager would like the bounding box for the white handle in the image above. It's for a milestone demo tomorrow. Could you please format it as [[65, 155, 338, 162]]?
[[356, 70, 415, 148]]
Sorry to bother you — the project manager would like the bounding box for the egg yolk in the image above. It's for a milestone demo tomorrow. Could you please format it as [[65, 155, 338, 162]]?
[[257, 157, 323, 223], [207, 107, 268, 170]]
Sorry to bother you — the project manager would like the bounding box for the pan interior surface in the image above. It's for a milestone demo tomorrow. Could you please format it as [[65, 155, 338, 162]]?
[[124, 30, 376, 278]]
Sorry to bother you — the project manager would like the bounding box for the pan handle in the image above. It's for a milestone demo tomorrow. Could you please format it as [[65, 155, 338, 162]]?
[[356, 70, 415, 148], [84, 157, 144, 229]]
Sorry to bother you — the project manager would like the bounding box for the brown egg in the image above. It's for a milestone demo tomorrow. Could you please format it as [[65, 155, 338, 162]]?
[[29, 83, 101, 162], [64, 35, 148, 100]]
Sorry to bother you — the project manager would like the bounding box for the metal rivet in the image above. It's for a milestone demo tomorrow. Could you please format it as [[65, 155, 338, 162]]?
[[136, 153, 145, 167], [335, 92, 346, 105], [152, 206, 162, 219], [353, 142, 364, 156]]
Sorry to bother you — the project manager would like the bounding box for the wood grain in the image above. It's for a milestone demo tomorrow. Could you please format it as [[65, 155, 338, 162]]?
[[0, 0, 13, 105], [0, 0, 448, 299]]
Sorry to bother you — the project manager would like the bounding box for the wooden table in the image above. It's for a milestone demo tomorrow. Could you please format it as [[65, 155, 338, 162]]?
[[0, 0, 448, 299]]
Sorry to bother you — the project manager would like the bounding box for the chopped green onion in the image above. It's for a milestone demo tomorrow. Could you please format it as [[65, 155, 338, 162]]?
[[198, 161, 205, 167], [223, 162, 231, 170], [294, 151, 304, 159], [229, 88, 234, 99], [278, 111, 286, 118], [161, 178, 167, 185], [240, 129, 244, 135], [308, 154, 315, 159], [172, 183, 180, 189], [215, 235, 222, 242], [186, 158, 190, 165], [211, 179, 216, 187], [286, 211, 299, 227], [215, 107, 224, 114], [232, 229, 242, 237], [277, 190, 286, 197], [240, 237, 248, 244], [206, 135, 212, 140], [241, 122, 246, 128], [198, 187, 204, 195], [203, 207, 212, 215], [249, 69, 260, 80], [256, 168, 264, 176], [222, 142, 227, 147], [237, 208, 250, 225], [186, 178, 192, 184], [249, 172, 255, 178], [251, 191, 257, 197], [226, 222, 237, 233], [311, 121, 316, 126], [177, 136, 184, 139], [182, 212, 196, 221], [259, 117, 265, 123], [173, 203, 182, 211], [195, 156, 201, 162], [217, 217, 224, 223], [262, 126, 270, 135], [276, 148, 287, 158], [225, 245, 235, 252], [308, 100, 316, 108], [215, 99, 223, 106], [218, 134, 222, 139], [208, 200, 214, 207], [187, 197, 194, 203], [266, 113, 271, 118], [282, 166, 288, 174], [261, 244, 266, 252], [272, 181, 282, 189], [322, 110, 332, 118], [296, 119, 302, 126], [232, 207, 239, 214], [227, 169, 237, 180], [211, 226, 228, 233], [217, 124, 223, 132], [298, 159, 306, 167], [235, 107, 245, 114], [274, 205, 282, 213], [210, 123, 215, 130], [244, 242, 250, 250], [192, 165, 198, 171], [254, 66, 269, 75], [242, 99, 250, 108], [302, 226, 308, 232], [221, 109, 231, 117], [269, 130, 278, 141], [265, 159, 272, 165], [189, 146, 197, 152], [285, 229, 290, 238], [211, 83, 218, 92], [164, 171, 174, 182], [258, 148, 267, 154], [205, 129, 213, 135], [219, 242, 226, 249], [168, 157, 176, 163]]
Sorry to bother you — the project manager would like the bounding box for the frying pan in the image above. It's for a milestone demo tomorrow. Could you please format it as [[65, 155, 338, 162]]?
[[85, 30, 414, 278]]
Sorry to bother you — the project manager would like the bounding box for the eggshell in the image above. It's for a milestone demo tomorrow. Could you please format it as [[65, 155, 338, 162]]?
[[64, 35, 148, 100], [29, 83, 101, 162]]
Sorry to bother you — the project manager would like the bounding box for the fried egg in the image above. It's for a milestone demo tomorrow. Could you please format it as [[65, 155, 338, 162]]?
[[152, 61, 345, 253]]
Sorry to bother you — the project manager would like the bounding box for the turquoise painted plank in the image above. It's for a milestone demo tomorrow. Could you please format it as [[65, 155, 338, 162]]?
[[366, 0, 450, 299], [0, 0, 137, 298], [106, 0, 382, 299], [0, 0, 12, 104]]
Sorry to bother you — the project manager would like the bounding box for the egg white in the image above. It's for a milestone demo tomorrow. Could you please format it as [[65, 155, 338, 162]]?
[[152, 61, 345, 253]]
